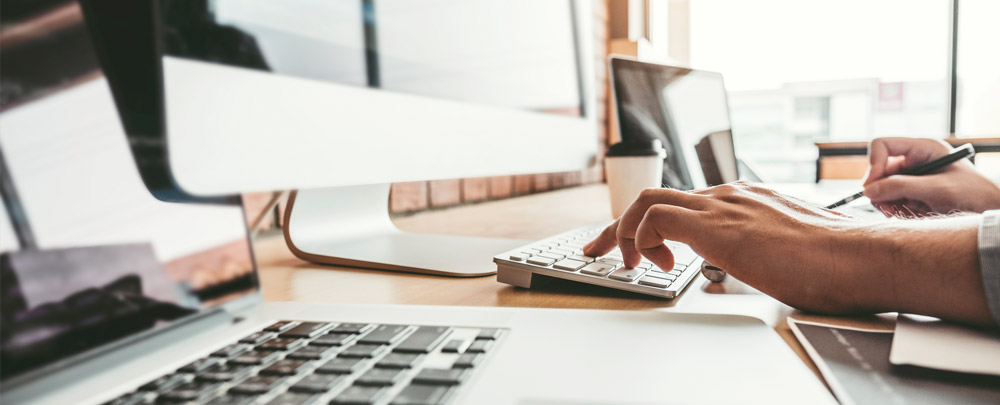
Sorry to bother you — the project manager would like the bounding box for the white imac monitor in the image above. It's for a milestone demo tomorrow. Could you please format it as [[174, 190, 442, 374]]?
[[81, 0, 598, 276]]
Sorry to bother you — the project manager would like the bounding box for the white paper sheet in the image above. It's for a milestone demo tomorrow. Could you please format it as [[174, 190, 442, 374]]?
[[890, 314, 1000, 376]]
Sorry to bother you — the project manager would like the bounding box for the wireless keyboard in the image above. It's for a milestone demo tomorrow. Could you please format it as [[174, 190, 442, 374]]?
[[494, 224, 704, 298]]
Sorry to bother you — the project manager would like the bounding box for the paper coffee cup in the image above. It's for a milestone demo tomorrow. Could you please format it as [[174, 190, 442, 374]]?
[[605, 140, 666, 218]]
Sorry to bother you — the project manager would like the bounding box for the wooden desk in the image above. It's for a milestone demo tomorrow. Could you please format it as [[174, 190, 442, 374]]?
[[254, 184, 897, 383]]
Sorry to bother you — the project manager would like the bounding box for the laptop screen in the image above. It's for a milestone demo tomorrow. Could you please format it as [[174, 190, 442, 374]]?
[[0, 78, 258, 381], [610, 58, 735, 189]]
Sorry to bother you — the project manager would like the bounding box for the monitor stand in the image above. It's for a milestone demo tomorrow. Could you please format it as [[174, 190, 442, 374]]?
[[282, 184, 531, 277]]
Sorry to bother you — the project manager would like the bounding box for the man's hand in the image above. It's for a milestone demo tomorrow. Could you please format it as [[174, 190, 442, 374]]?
[[582, 182, 993, 326], [863, 137, 1000, 216]]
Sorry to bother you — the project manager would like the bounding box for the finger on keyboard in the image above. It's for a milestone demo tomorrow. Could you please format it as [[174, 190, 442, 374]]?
[[582, 220, 619, 257]]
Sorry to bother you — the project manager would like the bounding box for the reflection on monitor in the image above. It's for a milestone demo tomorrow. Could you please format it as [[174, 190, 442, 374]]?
[[611, 58, 734, 190], [0, 80, 257, 381]]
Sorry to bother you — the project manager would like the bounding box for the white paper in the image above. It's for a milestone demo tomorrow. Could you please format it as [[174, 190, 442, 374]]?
[[890, 314, 1000, 376]]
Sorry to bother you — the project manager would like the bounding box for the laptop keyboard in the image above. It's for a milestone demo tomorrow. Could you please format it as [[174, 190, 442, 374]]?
[[494, 224, 703, 298], [103, 321, 503, 405]]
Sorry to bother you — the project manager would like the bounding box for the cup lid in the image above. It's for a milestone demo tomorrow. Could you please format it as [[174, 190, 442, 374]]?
[[606, 139, 667, 157]]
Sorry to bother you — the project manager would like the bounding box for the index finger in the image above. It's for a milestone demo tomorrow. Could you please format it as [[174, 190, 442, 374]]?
[[616, 188, 707, 268], [865, 137, 950, 186], [582, 219, 619, 258]]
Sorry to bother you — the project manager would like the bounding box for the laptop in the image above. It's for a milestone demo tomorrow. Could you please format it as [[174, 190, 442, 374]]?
[[0, 79, 834, 405]]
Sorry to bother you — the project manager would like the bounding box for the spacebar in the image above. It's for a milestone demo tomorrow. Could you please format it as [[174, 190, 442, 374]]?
[[393, 326, 453, 353]]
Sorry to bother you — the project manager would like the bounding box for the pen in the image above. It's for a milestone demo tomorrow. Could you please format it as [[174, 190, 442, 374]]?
[[825, 143, 976, 209]]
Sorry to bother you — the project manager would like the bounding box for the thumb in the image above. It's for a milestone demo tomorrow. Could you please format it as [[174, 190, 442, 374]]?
[[864, 174, 940, 204]]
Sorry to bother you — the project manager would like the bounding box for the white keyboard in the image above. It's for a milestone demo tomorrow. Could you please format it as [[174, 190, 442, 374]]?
[[493, 224, 704, 298]]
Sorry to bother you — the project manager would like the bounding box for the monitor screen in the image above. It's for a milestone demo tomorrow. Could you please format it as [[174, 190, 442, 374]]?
[[159, 0, 583, 117], [0, 79, 258, 382], [611, 59, 734, 189]]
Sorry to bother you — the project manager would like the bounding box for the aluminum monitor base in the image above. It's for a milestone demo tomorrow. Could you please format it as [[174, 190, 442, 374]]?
[[282, 185, 530, 277]]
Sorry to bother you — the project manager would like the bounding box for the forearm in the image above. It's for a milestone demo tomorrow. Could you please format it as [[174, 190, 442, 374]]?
[[872, 215, 994, 327]]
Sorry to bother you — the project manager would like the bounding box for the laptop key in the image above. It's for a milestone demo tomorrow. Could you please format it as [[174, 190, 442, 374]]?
[[377, 353, 424, 369], [452, 353, 484, 368], [280, 322, 333, 339], [390, 384, 454, 405], [210, 343, 252, 358], [228, 375, 288, 395], [316, 357, 368, 374], [411, 368, 471, 386], [264, 321, 299, 332], [196, 364, 254, 382], [178, 357, 222, 373], [340, 344, 388, 358], [287, 345, 337, 360], [355, 368, 406, 386], [440, 339, 469, 353], [311, 333, 357, 346], [393, 326, 452, 353], [229, 350, 283, 366], [358, 325, 411, 345], [290, 373, 349, 393], [466, 340, 493, 353], [331, 323, 374, 334], [260, 359, 312, 376], [139, 373, 188, 393], [257, 337, 306, 351], [156, 381, 222, 403], [265, 392, 322, 405], [239, 331, 276, 345], [331, 385, 389, 405]]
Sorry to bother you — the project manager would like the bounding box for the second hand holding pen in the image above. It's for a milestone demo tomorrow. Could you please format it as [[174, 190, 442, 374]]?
[[825, 143, 976, 210]]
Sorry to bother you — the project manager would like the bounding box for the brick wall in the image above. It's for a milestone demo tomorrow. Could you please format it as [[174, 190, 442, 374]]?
[[388, 0, 611, 214]]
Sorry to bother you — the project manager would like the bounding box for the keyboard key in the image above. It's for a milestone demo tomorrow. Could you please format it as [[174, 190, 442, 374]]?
[[358, 325, 411, 345], [580, 263, 615, 277], [526, 257, 556, 266], [549, 248, 574, 256], [287, 345, 337, 360], [608, 267, 646, 282], [229, 350, 282, 366], [260, 359, 311, 376], [378, 352, 423, 369], [157, 381, 222, 403], [280, 322, 333, 338], [206, 394, 255, 405], [391, 384, 454, 405], [524, 248, 542, 254], [638, 276, 671, 289], [440, 339, 469, 353], [179, 357, 223, 373], [636, 262, 653, 270], [538, 252, 565, 261], [568, 255, 595, 263], [552, 259, 586, 271], [331, 385, 389, 405], [290, 373, 349, 393], [264, 321, 299, 332], [667, 270, 682, 277], [139, 373, 188, 393], [195, 364, 254, 382], [257, 338, 306, 351], [597, 258, 622, 267], [394, 326, 452, 353], [466, 340, 494, 353], [332, 323, 374, 334], [412, 368, 471, 386], [654, 273, 677, 281], [355, 368, 406, 386], [508, 253, 530, 261], [239, 331, 276, 345], [210, 343, 252, 358], [228, 375, 288, 395], [317, 357, 368, 374], [311, 333, 357, 346], [452, 353, 484, 368], [265, 392, 322, 405], [340, 344, 388, 358], [673, 263, 688, 271], [475, 328, 502, 340]]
